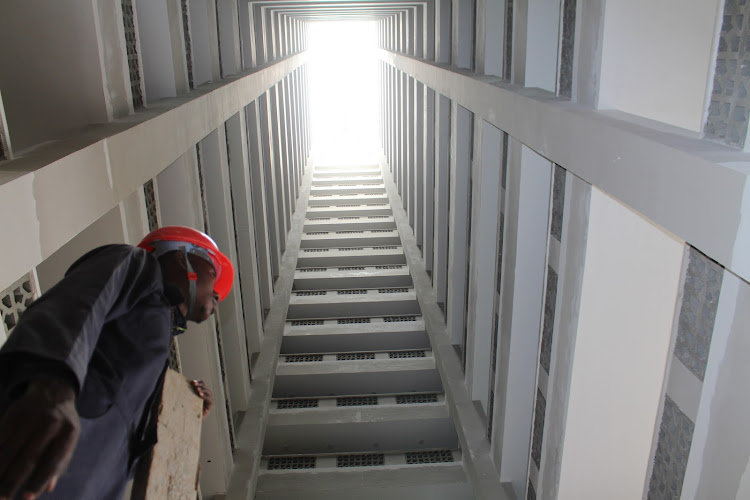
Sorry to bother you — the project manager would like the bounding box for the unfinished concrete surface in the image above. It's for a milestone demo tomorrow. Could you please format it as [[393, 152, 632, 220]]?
[[2, 2, 750, 500]]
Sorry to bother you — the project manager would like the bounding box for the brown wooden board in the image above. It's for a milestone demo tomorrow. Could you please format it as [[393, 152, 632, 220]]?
[[131, 369, 203, 499]]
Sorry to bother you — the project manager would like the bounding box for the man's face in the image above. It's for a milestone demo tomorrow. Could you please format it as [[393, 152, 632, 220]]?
[[189, 256, 220, 323]]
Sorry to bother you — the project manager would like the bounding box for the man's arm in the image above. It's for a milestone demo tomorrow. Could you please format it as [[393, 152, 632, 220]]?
[[0, 245, 163, 500]]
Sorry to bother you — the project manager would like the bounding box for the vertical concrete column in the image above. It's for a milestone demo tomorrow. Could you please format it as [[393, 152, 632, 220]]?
[[451, 0, 475, 70], [398, 12, 405, 53], [238, 0, 255, 68], [269, 85, 288, 253], [253, 4, 266, 66], [523, 0, 562, 91], [259, 92, 282, 282], [96, 0, 143, 116], [415, 5, 425, 58], [406, 8, 415, 56], [188, 0, 221, 85], [557, 189, 683, 500], [216, 0, 242, 76], [424, 0, 436, 60], [415, 81, 425, 246], [475, 0, 505, 76], [496, 143, 551, 497], [433, 94, 451, 306], [465, 119, 503, 409], [225, 112, 265, 354], [276, 79, 292, 234], [263, 7, 274, 62], [406, 75, 415, 219], [395, 70, 403, 190], [446, 103, 472, 350], [422, 85, 436, 271], [156, 153, 234, 497], [284, 76, 297, 214], [244, 101, 274, 313], [199, 127, 252, 412], [268, 9, 277, 61], [435, 0, 452, 64], [135, 0, 180, 101]]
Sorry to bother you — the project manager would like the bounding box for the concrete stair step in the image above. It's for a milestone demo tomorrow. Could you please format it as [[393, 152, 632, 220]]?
[[296, 246, 405, 267], [300, 230, 400, 248], [293, 264, 412, 290], [282, 315, 428, 353], [264, 402, 456, 455], [310, 184, 386, 196], [256, 451, 470, 500], [303, 215, 396, 232], [308, 193, 388, 206], [273, 355, 441, 397], [287, 288, 419, 319], [306, 204, 391, 217]]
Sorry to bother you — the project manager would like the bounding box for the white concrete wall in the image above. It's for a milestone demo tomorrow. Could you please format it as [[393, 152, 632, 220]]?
[[35, 205, 126, 293], [683, 274, 750, 500], [524, 0, 561, 92], [598, 0, 722, 132], [0, 1, 111, 151], [557, 188, 684, 499], [500, 144, 552, 498], [135, 0, 178, 101]]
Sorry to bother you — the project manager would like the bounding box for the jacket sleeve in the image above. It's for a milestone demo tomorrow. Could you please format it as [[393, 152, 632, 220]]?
[[0, 244, 164, 395]]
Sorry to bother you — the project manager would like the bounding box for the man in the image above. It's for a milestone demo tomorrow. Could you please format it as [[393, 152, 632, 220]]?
[[0, 226, 234, 500]]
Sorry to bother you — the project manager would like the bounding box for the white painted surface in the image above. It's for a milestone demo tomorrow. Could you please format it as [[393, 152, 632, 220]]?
[[524, 0, 561, 92], [135, 0, 178, 101], [598, 0, 722, 132], [0, 1, 110, 151], [557, 188, 684, 500], [690, 275, 750, 499], [681, 272, 738, 500], [468, 121, 503, 408], [500, 145, 552, 498], [190, 0, 214, 86], [35, 205, 125, 293]]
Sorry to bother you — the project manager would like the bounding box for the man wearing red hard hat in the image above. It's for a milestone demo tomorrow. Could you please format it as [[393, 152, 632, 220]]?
[[0, 226, 234, 500]]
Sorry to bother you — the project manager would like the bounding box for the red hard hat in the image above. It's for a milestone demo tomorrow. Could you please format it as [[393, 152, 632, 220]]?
[[138, 226, 234, 301]]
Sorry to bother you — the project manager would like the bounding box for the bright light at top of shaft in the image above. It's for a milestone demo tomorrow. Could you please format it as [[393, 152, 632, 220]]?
[[309, 21, 379, 167]]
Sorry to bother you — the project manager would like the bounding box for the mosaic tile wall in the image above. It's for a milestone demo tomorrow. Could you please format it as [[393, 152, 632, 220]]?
[[647, 247, 723, 499], [527, 165, 567, 496], [181, 0, 195, 90], [0, 274, 37, 336], [648, 396, 695, 499], [551, 165, 566, 242], [705, 0, 750, 147], [121, 0, 144, 109], [488, 132, 510, 441], [540, 267, 558, 374], [144, 179, 159, 232], [558, 0, 576, 98], [675, 247, 723, 381], [531, 389, 546, 468]]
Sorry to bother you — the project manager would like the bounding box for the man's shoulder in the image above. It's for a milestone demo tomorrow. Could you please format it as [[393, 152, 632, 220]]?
[[66, 244, 154, 274]]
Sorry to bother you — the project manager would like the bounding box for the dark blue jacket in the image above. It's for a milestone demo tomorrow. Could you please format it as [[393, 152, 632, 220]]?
[[0, 244, 184, 500]]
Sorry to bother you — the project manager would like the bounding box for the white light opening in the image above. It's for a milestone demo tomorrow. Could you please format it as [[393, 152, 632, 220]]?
[[309, 21, 379, 166]]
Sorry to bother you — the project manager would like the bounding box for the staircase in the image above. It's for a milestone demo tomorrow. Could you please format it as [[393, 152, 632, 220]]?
[[254, 163, 474, 500]]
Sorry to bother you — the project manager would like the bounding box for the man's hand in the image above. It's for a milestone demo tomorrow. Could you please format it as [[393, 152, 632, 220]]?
[[190, 380, 213, 418], [0, 377, 80, 500]]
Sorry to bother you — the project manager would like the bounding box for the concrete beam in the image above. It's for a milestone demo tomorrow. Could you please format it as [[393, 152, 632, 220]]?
[[379, 49, 750, 284]]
